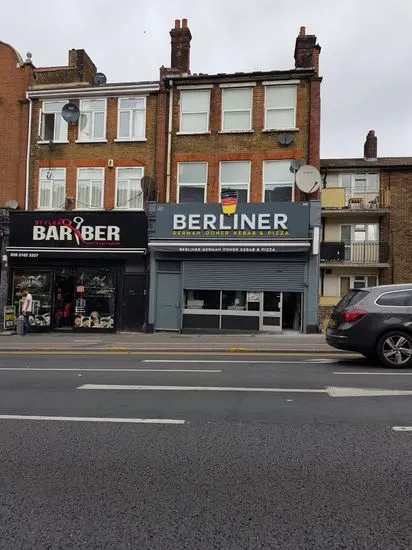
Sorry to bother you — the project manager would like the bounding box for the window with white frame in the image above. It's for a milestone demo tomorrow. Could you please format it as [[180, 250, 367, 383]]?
[[263, 160, 294, 202], [38, 168, 66, 209], [115, 167, 144, 209], [178, 162, 208, 203], [340, 275, 378, 296], [265, 85, 296, 129], [180, 90, 210, 133], [117, 97, 146, 140], [76, 168, 104, 209], [221, 88, 252, 131], [220, 161, 250, 203], [39, 101, 68, 142], [78, 99, 106, 141]]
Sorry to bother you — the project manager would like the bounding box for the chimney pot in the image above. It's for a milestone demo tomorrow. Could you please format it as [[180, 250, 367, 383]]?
[[175, 19, 180, 29], [300, 26, 306, 36], [182, 18, 188, 28]]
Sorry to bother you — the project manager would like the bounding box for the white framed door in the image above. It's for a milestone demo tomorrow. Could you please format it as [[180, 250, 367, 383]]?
[[260, 291, 282, 332]]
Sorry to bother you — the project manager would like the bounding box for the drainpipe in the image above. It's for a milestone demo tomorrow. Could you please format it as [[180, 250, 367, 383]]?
[[24, 93, 33, 210], [165, 80, 174, 203]]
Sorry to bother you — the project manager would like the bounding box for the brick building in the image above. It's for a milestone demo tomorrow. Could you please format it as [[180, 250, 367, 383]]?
[[148, 21, 323, 333], [5, 48, 159, 332], [319, 131, 412, 330]]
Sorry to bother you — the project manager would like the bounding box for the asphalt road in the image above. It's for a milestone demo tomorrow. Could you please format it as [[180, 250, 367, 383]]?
[[0, 353, 411, 549]]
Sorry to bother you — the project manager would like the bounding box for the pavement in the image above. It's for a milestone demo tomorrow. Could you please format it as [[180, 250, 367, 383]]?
[[0, 352, 411, 549], [0, 330, 347, 354]]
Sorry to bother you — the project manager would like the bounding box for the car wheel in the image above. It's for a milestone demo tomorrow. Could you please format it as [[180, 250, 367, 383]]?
[[377, 331, 412, 368]]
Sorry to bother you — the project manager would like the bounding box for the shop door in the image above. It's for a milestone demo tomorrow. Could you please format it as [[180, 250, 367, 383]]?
[[260, 291, 282, 332], [156, 272, 181, 331], [53, 269, 76, 330], [122, 275, 146, 331]]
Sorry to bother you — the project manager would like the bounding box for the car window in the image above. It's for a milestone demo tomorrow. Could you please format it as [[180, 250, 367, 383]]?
[[335, 290, 368, 310], [376, 290, 412, 307]]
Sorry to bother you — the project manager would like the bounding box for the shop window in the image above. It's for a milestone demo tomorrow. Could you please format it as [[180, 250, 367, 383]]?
[[222, 290, 247, 310], [263, 160, 294, 202], [117, 97, 146, 141], [38, 168, 66, 209], [220, 161, 250, 203], [74, 269, 116, 329], [178, 162, 208, 203], [115, 167, 144, 209], [221, 88, 252, 132], [184, 290, 220, 310], [13, 271, 52, 328], [76, 168, 104, 209], [264, 85, 296, 130]]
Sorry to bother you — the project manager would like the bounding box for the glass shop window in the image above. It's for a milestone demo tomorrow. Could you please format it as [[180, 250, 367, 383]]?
[[74, 269, 116, 329], [184, 290, 220, 310], [12, 271, 52, 328]]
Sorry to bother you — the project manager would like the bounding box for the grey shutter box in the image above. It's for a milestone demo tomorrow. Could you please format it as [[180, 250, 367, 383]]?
[[183, 261, 305, 292]]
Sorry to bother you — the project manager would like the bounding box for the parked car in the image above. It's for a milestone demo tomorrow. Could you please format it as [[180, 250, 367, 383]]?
[[326, 283, 412, 368]]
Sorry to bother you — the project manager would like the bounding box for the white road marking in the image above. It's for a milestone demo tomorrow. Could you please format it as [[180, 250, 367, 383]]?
[[141, 359, 334, 365], [0, 368, 221, 373], [334, 371, 412, 376], [78, 384, 327, 393], [78, 384, 412, 398], [326, 386, 412, 397], [0, 415, 185, 424], [392, 426, 412, 432]]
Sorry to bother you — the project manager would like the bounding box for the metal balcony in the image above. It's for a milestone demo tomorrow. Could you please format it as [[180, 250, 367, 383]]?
[[320, 241, 389, 266], [321, 188, 390, 215]]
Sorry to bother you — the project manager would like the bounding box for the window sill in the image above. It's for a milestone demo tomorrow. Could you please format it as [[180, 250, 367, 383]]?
[[37, 140, 69, 145], [113, 207, 145, 211], [35, 207, 65, 211], [262, 128, 299, 133], [176, 131, 211, 135], [73, 207, 104, 211], [114, 138, 147, 143], [75, 139, 108, 144], [218, 130, 254, 134]]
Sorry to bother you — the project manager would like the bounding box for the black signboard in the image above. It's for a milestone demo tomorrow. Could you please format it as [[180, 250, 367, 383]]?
[[8, 211, 148, 258]]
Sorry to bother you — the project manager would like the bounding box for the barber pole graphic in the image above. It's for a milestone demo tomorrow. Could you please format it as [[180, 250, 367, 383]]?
[[221, 190, 238, 215]]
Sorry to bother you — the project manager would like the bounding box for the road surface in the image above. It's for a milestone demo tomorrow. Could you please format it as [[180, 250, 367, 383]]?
[[0, 352, 410, 549]]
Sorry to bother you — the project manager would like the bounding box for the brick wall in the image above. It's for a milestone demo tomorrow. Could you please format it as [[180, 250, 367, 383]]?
[[168, 80, 319, 204], [28, 93, 158, 209], [380, 168, 412, 284], [0, 42, 33, 208]]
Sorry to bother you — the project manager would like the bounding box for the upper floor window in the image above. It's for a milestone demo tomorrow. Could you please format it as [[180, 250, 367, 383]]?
[[76, 168, 104, 209], [40, 101, 68, 142], [221, 88, 252, 132], [220, 161, 250, 203], [178, 162, 208, 203], [117, 97, 146, 141], [38, 168, 66, 209], [263, 160, 294, 202], [180, 90, 210, 133], [115, 167, 144, 209], [78, 99, 106, 141], [265, 85, 296, 130]]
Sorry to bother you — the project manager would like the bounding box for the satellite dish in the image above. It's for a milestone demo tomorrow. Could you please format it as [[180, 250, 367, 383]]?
[[61, 103, 80, 124], [277, 132, 294, 146], [295, 165, 321, 194], [4, 200, 18, 210], [141, 176, 156, 202], [93, 72, 107, 86], [289, 159, 305, 174]]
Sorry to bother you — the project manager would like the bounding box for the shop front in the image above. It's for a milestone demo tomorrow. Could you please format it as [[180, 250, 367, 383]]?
[[7, 211, 148, 332], [148, 202, 321, 333]]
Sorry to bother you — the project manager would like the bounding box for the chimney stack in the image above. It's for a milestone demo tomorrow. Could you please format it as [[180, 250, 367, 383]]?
[[170, 18, 192, 73], [364, 130, 378, 160], [294, 26, 320, 74]]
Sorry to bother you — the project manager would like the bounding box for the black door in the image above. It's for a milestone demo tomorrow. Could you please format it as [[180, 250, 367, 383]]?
[[121, 275, 146, 331]]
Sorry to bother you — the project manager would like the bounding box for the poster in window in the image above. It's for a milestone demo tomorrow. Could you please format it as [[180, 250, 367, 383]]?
[[12, 271, 52, 327], [74, 269, 116, 329]]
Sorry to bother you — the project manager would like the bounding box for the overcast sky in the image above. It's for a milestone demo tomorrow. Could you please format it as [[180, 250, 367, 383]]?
[[2, 0, 411, 158]]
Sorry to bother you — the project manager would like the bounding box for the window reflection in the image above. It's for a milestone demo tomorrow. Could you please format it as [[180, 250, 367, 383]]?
[[222, 291, 247, 310], [184, 290, 220, 309]]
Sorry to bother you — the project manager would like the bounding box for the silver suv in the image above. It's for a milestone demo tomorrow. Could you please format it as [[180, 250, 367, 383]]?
[[326, 283, 412, 368]]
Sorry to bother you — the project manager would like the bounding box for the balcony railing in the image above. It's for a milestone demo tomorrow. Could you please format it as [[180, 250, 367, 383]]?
[[321, 188, 390, 210], [320, 241, 388, 264]]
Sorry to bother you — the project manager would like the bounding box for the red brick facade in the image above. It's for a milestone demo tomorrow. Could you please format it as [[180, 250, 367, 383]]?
[[0, 42, 33, 209]]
